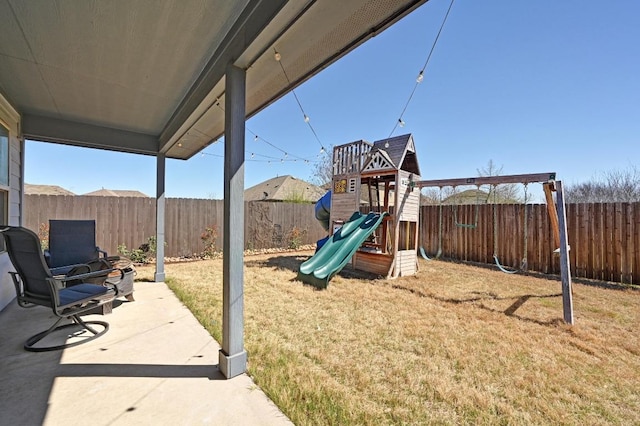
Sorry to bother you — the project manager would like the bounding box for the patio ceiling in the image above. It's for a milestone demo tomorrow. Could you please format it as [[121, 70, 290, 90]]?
[[0, 0, 428, 160]]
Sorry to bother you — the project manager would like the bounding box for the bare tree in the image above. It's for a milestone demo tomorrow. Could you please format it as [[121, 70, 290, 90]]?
[[421, 160, 534, 205], [308, 151, 333, 187], [565, 165, 640, 202], [476, 160, 527, 203], [421, 187, 457, 205]]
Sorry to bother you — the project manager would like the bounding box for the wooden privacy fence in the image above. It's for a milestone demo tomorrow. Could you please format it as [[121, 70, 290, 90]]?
[[24, 195, 326, 258], [419, 203, 640, 285], [22, 195, 639, 284]]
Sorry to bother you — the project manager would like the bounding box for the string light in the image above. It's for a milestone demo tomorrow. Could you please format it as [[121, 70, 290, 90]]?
[[272, 47, 328, 157], [204, 62, 326, 163], [215, 100, 316, 162], [274, 51, 281, 61], [198, 149, 321, 163], [387, 0, 455, 138]]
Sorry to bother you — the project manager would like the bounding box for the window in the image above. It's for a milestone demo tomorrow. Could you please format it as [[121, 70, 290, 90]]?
[[0, 124, 8, 251], [0, 124, 7, 186], [398, 220, 417, 251]]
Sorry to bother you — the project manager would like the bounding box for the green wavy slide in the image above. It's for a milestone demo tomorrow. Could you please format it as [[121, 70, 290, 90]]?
[[297, 211, 387, 288]]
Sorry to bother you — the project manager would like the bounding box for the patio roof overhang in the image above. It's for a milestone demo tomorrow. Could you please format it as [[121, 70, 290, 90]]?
[[1, 0, 433, 379], [0, 0, 429, 159]]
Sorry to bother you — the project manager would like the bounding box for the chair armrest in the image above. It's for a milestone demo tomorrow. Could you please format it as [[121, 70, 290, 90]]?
[[43, 249, 52, 267], [60, 268, 117, 283], [97, 247, 108, 258], [50, 263, 92, 276]]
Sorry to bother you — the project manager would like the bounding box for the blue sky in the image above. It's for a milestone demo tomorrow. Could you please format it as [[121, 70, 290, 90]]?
[[25, 0, 639, 202]]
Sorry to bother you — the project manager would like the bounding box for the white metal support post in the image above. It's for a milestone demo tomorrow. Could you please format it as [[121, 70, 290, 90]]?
[[219, 63, 248, 379], [154, 153, 166, 282]]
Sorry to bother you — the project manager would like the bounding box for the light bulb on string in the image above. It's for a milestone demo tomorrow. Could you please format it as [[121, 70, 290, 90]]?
[[398, 118, 405, 127], [281, 158, 284, 163], [251, 153, 255, 159], [384, 141, 390, 148], [319, 146, 325, 154], [274, 51, 281, 61], [416, 71, 424, 83], [303, 114, 310, 123], [254, 135, 258, 142], [284, 153, 288, 158]]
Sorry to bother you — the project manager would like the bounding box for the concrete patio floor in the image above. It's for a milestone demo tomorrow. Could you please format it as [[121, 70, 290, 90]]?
[[0, 280, 293, 425]]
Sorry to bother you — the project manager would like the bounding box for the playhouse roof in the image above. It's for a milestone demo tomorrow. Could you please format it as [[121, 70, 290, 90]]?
[[363, 134, 421, 176]]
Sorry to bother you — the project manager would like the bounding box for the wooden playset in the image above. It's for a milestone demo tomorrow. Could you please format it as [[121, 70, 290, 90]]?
[[329, 134, 421, 278]]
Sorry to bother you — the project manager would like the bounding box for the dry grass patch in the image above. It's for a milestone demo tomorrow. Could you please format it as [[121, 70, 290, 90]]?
[[136, 253, 640, 425]]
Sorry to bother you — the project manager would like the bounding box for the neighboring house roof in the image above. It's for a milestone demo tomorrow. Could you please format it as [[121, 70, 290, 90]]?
[[24, 183, 75, 196], [245, 175, 325, 202], [84, 188, 150, 197], [443, 189, 490, 205]]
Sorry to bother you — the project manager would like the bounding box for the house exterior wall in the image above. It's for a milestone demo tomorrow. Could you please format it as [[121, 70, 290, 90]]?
[[0, 93, 22, 311]]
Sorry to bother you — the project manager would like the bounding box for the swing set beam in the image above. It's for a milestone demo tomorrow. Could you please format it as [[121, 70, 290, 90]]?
[[415, 172, 556, 188], [415, 171, 574, 325]]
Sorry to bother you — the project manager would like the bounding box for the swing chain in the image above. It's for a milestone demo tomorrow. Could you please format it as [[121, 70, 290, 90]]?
[[492, 182, 529, 274]]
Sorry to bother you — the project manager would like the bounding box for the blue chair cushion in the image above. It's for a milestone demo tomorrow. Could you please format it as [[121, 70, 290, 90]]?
[[59, 284, 109, 306]]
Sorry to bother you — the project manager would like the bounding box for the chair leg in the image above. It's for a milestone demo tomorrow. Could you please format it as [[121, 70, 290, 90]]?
[[24, 314, 110, 352]]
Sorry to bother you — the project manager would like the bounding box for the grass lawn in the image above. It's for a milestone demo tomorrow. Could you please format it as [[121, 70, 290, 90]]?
[[136, 252, 640, 425]]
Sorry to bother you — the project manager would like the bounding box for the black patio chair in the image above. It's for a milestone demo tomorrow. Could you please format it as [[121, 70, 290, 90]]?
[[1, 226, 118, 352], [44, 219, 108, 275], [43, 220, 136, 304]]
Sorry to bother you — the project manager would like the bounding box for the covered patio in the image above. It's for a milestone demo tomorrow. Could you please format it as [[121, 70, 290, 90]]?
[[0, 279, 292, 424], [0, 0, 429, 398]]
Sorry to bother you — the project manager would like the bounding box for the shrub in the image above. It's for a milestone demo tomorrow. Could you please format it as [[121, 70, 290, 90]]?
[[38, 223, 49, 250], [118, 235, 164, 264], [200, 225, 219, 258], [286, 226, 306, 249]]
